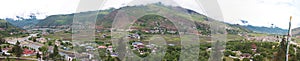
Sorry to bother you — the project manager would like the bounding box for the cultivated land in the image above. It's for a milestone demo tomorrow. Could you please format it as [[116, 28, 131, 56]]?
[[1, 3, 300, 61]]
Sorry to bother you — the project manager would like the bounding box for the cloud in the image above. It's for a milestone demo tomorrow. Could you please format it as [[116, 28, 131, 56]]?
[[218, 0, 300, 29], [0, 0, 80, 19], [0, 0, 299, 29]]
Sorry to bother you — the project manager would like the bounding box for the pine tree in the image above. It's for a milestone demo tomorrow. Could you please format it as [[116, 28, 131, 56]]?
[[275, 37, 287, 61], [52, 45, 60, 59], [12, 41, 23, 59], [0, 38, 5, 44], [0, 47, 2, 52], [36, 52, 41, 59]]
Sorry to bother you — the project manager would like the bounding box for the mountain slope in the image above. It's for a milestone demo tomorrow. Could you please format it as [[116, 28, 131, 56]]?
[[5, 16, 40, 29], [292, 27, 300, 36], [36, 8, 115, 28], [9, 3, 250, 35], [242, 25, 287, 35], [0, 19, 23, 37]]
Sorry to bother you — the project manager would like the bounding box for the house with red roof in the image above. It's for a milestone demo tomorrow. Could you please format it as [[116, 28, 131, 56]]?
[[23, 48, 35, 56], [98, 46, 107, 49]]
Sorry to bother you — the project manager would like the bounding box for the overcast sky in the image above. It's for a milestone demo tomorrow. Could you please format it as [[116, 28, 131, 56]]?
[[0, 0, 299, 29]]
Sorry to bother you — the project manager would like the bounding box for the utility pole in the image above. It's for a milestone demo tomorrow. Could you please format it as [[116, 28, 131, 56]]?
[[286, 16, 292, 61]]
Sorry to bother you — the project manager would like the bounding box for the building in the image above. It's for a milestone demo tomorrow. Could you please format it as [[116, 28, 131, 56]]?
[[65, 54, 75, 61], [23, 48, 35, 56], [98, 46, 107, 49], [1, 49, 11, 56], [132, 42, 145, 50], [36, 38, 47, 43], [107, 46, 113, 53]]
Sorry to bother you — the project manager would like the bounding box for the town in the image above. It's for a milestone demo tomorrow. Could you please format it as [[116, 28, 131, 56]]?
[[1, 1, 300, 61]]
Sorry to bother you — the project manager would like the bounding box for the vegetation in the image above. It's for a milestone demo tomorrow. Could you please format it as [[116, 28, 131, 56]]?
[[0, 19, 27, 38], [50, 45, 63, 60], [243, 25, 287, 35], [2, 3, 300, 61], [11, 41, 23, 58]]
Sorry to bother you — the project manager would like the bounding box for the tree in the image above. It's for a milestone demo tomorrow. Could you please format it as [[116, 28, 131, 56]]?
[[48, 41, 53, 46], [0, 38, 5, 44], [36, 52, 41, 59], [2, 52, 5, 56], [0, 47, 2, 52], [53, 45, 59, 55], [233, 58, 240, 61], [33, 37, 37, 42], [224, 50, 235, 56], [275, 37, 287, 61], [6, 55, 10, 61], [253, 55, 264, 61], [243, 58, 250, 61], [12, 41, 23, 59], [38, 46, 48, 53], [72, 59, 76, 61], [38, 46, 48, 60], [52, 45, 60, 60]]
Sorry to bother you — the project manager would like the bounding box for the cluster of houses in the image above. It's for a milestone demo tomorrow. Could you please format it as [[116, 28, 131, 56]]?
[[1, 47, 12, 56], [96, 41, 160, 57], [127, 27, 178, 34], [98, 45, 118, 57], [227, 43, 258, 60], [127, 33, 141, 39], [132, 42, 145, 50], [131, 42, 158, 55], [247, 36, 279, 42], [0, 47, 36, 57], [36, 38, 48, 43]]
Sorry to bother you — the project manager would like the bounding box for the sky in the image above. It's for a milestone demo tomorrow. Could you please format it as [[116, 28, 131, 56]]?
[[0, 0, 299, 29]]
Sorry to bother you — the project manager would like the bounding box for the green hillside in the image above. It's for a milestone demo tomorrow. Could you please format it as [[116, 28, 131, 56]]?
[[292, 27, 300, 36], [33, 4, 249, 36], [0, 19, 24, 37], [36, 8, 115, 28]]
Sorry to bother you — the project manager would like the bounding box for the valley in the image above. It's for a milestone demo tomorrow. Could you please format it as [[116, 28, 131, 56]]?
[[0, 3, 300, 61]]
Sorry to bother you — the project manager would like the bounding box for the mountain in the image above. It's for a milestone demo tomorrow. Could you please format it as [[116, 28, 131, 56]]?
[[0, 19, 23, 37], [241, 25, 287, 35], [4, 3, 290, 35], [5, 16, 40, 29], [35, 8, 115, 29], [36, 4, 250, 35], [292, 27, 300, 36], [7, 3, 250, 35]]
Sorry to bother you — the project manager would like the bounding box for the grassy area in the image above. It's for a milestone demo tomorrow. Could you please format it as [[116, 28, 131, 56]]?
[[249, 33, 269, 37], [44, 31, 71, 40], [227, 34, 245, 41], [0, 58, 36, 61], [292, 36, 300, 44], [224, 57, 234, 61]]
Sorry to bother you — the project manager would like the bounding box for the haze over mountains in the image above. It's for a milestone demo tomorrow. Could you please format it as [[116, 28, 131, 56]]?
[[1, 3, 295, 35]]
